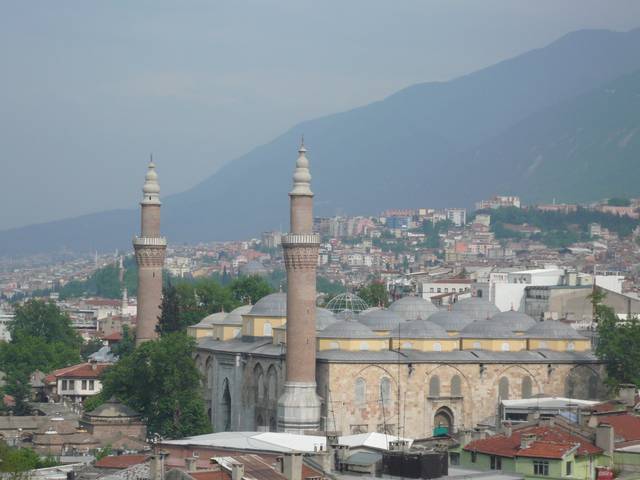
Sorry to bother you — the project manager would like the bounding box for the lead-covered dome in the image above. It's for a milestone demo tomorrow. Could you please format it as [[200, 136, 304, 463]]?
[[223, 305, 252, 325], [248, 292, 287, 317], [317, 320, 380, 339], [451, 297, 499, 321], [316, 307, 338, 331], [359, 309, 405, 331], [389, 296, 438, 321], [390, 320, 448, 339], [490, 310, 536, 332], [429, 311, 474, 332], [526, 320, 586, 339], [460, 319, 515, 338]]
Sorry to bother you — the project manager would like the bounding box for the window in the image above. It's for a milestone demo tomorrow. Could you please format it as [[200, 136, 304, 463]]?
[[82, 380, 87, 390], [565, 461, 572, 476], [89, 380, 95, 390], [329, 341, 339, 349], [444, 288, 448, 293], [533, 460, 549, 476], [68, 380, 74, 390], [473, 342, 481, 349], [451, 375, 462, 396], [380, 377, 392, 406], [501, 342, 510, 351], [359, 342, 369, 351], [499, 377, 509, 400], [490, 456, 502, 470], [61, 380, 67, 390], [433, 342, 442, 352], [263, 323, 273, 336], [471, 451, 477, 463], [355, 378, 366, 406], [567, 342, 575, 351], [401, 342, 413, 349], [437, 288, 441, 293], [449, 452, 460, 466], [430, 287, 434, 292], [429, 376, 440, 397], [522, 377, 532, 399]]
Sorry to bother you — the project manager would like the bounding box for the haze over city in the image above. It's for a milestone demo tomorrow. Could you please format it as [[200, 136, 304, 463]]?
[[2, 1, 640, 230]]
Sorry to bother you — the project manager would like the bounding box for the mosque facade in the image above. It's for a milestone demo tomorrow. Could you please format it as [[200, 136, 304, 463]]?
[[190, 144, 605, 439]]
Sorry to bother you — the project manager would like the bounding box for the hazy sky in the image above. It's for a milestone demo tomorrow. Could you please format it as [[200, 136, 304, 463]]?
[[1, 1, 640, 230]]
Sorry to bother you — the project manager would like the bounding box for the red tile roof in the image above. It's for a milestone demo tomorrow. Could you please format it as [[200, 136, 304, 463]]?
[[464, 425, 601, 460], [597, 414, 640, 443], [45, 363, 110, 383], [102, 332, 123, 341], [95, 454, 150, 469]]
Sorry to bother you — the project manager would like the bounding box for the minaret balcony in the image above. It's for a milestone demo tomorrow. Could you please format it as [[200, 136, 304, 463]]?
[[281, 233, 320, 246], [132, 236, 167, 247]]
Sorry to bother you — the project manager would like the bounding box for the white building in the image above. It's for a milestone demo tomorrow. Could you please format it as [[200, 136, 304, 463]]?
[[0, 308, 14, 341], [445, 208, 467, 227], [420, 279, 473, 300]]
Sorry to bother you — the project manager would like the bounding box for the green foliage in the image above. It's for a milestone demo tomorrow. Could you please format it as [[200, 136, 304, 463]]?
[[95, 445, 113, 461], [595, 291, 640, 389], [158, 276, 273, 335], [317, 276, 346, 296], [420, 220, 451, 248], [358, 282, 389, 308], [0, 300, 81, 411], [486, 206, 640, 246], [0, 441, 58, 477], [57, 256, 139, 300], [228, 275, 274, 305], [97, 333, 211, 438], [112, 325, 135, 359], [607, 197, 631, 207]]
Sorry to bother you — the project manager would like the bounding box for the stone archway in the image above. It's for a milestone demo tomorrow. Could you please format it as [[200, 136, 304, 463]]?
[[221, 378, 231, 431], [434, 406, 454, 436]]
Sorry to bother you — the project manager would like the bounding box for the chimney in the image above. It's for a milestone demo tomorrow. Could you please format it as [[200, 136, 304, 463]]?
[[526, 411, 540, 423], [501, 422, 512, 437], [520, 433, 537, 450], [231, 462, 244, 480], [185, 457, 197, 472], [596, 424, 614, 455], [150, 454, 164, 480], [618, 384, 637, 408], [282, 452, 302, 480]]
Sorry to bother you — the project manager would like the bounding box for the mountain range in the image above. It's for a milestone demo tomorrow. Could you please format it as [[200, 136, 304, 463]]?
[[2, 28, 640, 255]]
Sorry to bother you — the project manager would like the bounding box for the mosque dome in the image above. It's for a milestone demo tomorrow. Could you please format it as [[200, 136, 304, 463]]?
[[526, 320, 586, 339], [197, 311, 226, 326], [460, 319, 515, 339], [360, 307, 381, 315], [316, 307, 338, 331], [358, 309, 405, 331], [84, 397, 141, 420], [248, 292, 287, 317], [389, 296, 438, 321], [451, 297, 500, 321], [490, 310, 537, 332], [390, 320, 448, 339], [317, 320, 380, 339], [429, 311, 474, 331], [223, 305, 252, 325], [326, 293, 369, 315]]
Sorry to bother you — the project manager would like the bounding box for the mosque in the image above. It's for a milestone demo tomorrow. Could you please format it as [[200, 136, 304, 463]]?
[[133, 143, 605, 440]]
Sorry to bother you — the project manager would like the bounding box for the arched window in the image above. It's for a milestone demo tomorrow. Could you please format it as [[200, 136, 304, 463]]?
[[329, 341, 339, 349], [429, 376, 440, 397], [567, 341, 575, 351], [588, 374, 599, 400], [473, 342, 481, 349], [499, 377, 509, 400], [221, 378, 231, 432], [205, 356, 213, 388], [380, 377, 392, 406], [359, 342, 369, 351], [521, 377, 532, 399], [433, 342, 442, 352], [501, 342, 510, 352], [254, 364, 264, 401], [267, 366, 277, 402], [355, 378, 366, 406], [401, 342, 413, 349], [451, 375, 462, 397], [263, 323, 273, 336]]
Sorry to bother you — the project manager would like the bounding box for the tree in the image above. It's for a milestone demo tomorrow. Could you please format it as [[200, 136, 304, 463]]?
[[0, 441, 57, 478], [112, 325, 135, 359], [10, 300, 80, 346], [228, 275, 273, 305], [95, 333, 210, 438], [81, 338, 104, 361], [594, 289, 640, 389], [358, 282, 389, 308]]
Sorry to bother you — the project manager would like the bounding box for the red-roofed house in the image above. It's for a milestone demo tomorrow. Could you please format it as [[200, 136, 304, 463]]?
[[461, 421, 606, 480], [45, 362, 110, 403]]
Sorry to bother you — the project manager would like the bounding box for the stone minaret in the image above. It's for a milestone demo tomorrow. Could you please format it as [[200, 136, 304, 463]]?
[[277, 141, 322, 433], [133, 159, 166, 345]]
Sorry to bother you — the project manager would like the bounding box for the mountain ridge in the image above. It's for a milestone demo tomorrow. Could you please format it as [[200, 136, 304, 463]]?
[[3, 27, 640, 255]]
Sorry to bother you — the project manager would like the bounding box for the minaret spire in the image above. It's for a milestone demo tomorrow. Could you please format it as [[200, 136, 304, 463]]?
[[277, 140, 322, 433], [133, 157, 167, 345]]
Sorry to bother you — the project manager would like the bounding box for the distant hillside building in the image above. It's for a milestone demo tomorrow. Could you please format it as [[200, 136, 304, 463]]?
[[476, 195, 521, 210]]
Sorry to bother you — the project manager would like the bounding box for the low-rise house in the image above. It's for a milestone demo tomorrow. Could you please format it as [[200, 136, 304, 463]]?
[[45, 362, 110, 403]]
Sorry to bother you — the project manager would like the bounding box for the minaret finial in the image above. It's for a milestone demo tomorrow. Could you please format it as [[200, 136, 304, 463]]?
[[291, 141, 312, 196]]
